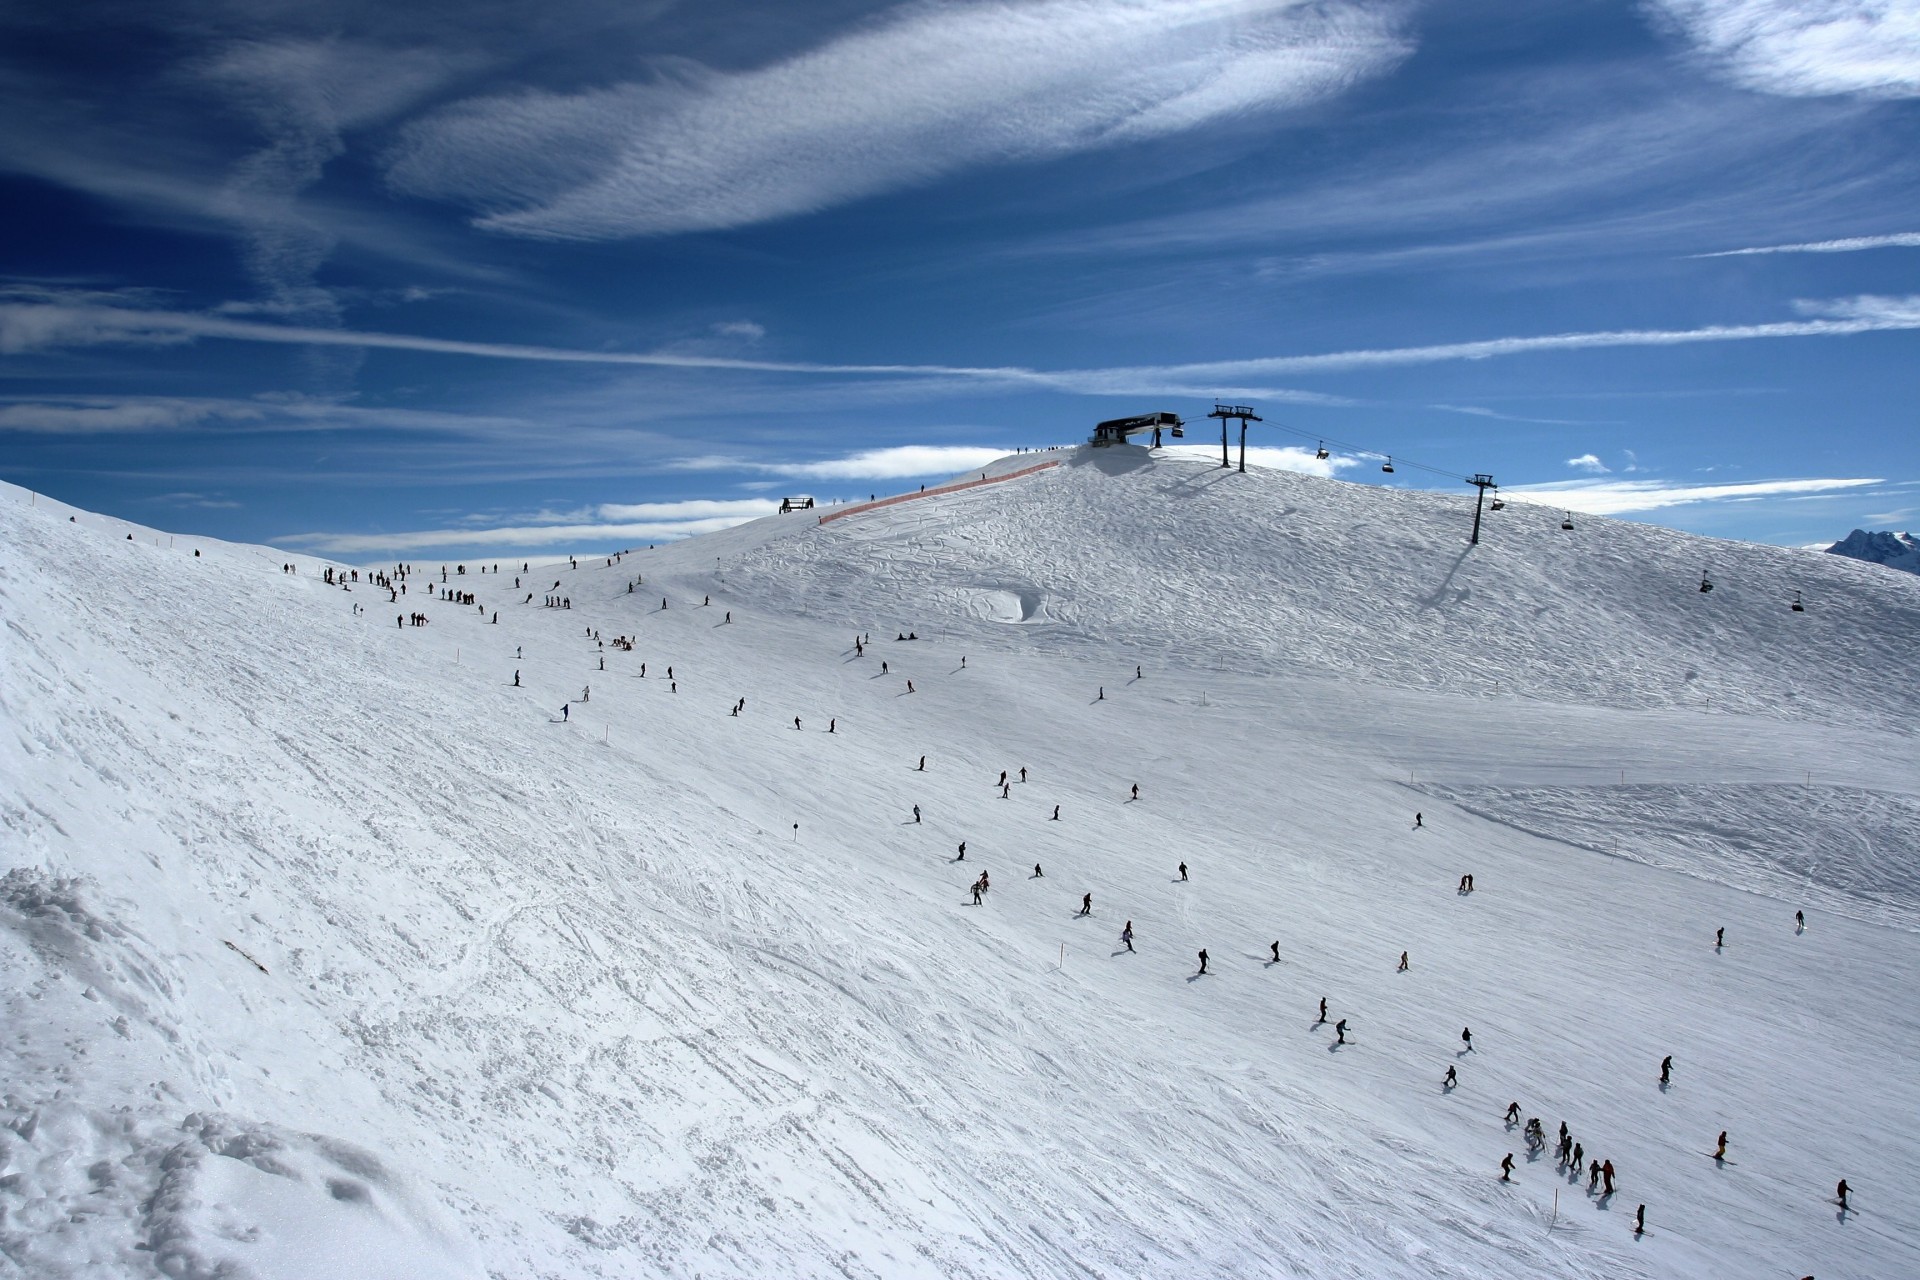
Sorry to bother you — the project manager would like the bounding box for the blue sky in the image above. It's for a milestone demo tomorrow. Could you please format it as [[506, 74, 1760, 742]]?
[[2, 0, 1916, 558]]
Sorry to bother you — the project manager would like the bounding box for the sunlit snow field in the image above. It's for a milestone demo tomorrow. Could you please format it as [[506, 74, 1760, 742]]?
[[3, 448, 1917, 1278]]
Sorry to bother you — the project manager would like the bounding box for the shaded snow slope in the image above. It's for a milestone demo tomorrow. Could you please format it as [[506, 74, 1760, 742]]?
[[685, 447, 1920, 731], [3, 466, 1918, 1279]]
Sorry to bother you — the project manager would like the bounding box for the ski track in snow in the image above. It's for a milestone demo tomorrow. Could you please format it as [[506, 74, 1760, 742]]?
[[1, 453, 1917, 1279]]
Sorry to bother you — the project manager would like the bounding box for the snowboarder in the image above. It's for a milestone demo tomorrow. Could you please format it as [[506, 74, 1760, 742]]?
[[1397, 951, 1409, 971], [1500, 1153, 1514, 1181], [1178, 862, 1188, 881], [1714, 1131, 1727, 1161], [1121, 921, 1134, 952], [1837, 1179, 1850, 1210], [1634, 1204, 1645, 1236], [1197, 948, 1208, 974], [1269, 941, 1280, 962], [906, 679, 915, 693], [1334, 1018, 1347, 1044], [1660, 1055, 1673, 1085], [1079, 893, 1092, 916], [1444, 1066, 1457, 1088], [1461, 1027, 1473, 1050]]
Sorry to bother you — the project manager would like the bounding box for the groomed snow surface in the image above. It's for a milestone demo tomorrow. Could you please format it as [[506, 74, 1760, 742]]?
[[3, 446, 1917, 1279]]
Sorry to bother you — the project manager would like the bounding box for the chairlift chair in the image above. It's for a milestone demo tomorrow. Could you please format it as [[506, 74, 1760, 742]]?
[[1560, 511, 1574, 530], [1381, 456, 1395, 474], [1490, 495, 1505, 511], [1791, 591, 1805, 612], [1699, 570, 1713, 593], [1315, 441, 1330, 460]]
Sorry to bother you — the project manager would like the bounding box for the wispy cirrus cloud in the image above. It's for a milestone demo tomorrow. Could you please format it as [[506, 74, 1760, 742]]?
[[1694, 231, 1920, 256], [1647, 0, 1920, 98], [668, 445, 1014, 481], [1507, 475, 1883, 515], [0, 391, 533, 437], [7, 293, 1920, 389], [284, 514, 765, 555], [387, 0, 1411, 239]]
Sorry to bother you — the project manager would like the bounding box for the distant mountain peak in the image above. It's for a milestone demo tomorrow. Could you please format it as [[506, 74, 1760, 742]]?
[[1826, 529, 1920, 576]]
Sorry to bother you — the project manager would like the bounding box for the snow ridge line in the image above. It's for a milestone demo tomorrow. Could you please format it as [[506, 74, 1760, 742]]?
[[817, 460, 1060, 525]]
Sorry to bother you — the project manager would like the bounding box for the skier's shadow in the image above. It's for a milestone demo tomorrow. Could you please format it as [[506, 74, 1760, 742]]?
[[1185, 973, 1207, 983], [1455, 1047, 1472, 1058], [1327, 1041, 1345, 1053], [1659, 1081, 1671, 1094], [1109, 949, 1129, 958], [1837, 1207, 1851, 1225]]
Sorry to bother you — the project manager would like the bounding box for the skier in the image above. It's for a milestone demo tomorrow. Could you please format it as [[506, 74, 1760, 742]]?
[[917, 755, 926, 771], [795, 717, 802, 730], [1317, 997, 1327, 1023], [957, 842, 966, 861], [1506, 1102, 1521, 1123], [1000, 783, 1010, 799], [828, 719, 835, 733], [1458, 874, 1471, 892], [1660, 1055, 1673, 1085], [999, 770, 1008, 787], [1178, 862, 1188, 881], [1500, 1153, 1514, 1182], [881, 661, 889, 674], [1019, 767, 1026, 782], [1444, 1065, 1456, 1088], [1588, 1161, 1601, 1192], [906, 679, 914, 693], [1634, 1205, 1645, 1236], [1414, 812, 1423, 828], [1269, 941, 1280, 962], [1033, 863, 1043, 878], [912, 805, 921, 824], [562, 704, 569, 722], [1334, 1018, 1347, 1045], [971, 881, 983, 906], [1050, 805, 1060, 821], [1096, 686, 1104, 700], [1197, 948, 1208, 975], [1130, 783, 1139, 801], [1715, 926, 1724, 947], [1398, 951, 1409, 972], [1461, 1027, 1473, 1050], [1714, 1131, 1727, 1161], [1837, 1179, 1850, 1210], [1796, 909, 1805, 932], [1602, 1160, 1615, 1195], [513, 671, 520, 687], [582, 685, 590, 703], [1121, 921, 1134, 952], [1079, 893, 1092, 916], [1136, 665, 1142, 679], [1572, 1142, 1583, 1170]]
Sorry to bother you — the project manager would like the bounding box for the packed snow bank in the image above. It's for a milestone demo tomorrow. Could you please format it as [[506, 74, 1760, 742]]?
[[697, 446, 1920, 730], [3, 467, 1918, 1279]]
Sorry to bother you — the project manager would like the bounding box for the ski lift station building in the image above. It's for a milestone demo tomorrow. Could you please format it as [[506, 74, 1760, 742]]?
[[1091, 412, 1183, 447]]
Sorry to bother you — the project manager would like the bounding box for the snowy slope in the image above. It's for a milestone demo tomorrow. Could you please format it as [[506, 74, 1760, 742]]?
[[3, 456, 1918, 1280]]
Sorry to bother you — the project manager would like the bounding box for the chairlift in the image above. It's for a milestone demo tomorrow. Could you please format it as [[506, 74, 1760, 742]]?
[[1489, 495, 1506, 511], [1381, 456, 1395, 474], [1315, 441, 1330, 461], [1560, 511, 1574, 531], [1791, 591, 1805, 613]]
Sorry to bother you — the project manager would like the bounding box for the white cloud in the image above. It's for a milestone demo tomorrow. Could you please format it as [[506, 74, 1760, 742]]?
[[284, 516, 761, 555], [9, 293, 1920, 389], [594, 499, 778, 520], [1505, 475, 1882, 516], [1566, 453, 1609, 473], [712, 320, 765, 341], [1694, 231, 1920, 256], [387, 0, 1410, 238], [769, 446, 1010, 480], [1648, 0, 1920, 98], [1161, 444, 1357, 477]]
